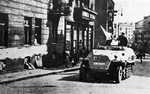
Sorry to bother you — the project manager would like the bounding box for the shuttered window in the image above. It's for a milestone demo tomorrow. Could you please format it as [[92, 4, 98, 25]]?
[[24, 17, 32, 45], [0, 13, 8, 46]]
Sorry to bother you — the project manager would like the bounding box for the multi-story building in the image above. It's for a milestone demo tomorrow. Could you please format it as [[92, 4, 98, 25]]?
[[47, 0, 97, 66], [134, 20, 144, 43], [94, 0, 115, 46], [0, 0, 49, 71], [0, 0, 97, 69], [135, 16, 150, 52], [114, 22, 135, 44], [143, 16, 150, 44]]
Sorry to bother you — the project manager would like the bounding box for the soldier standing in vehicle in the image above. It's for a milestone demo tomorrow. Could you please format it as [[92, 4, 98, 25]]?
[[118, 32, 128, 46]]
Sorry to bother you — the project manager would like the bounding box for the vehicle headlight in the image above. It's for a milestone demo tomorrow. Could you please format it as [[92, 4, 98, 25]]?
[[114, 55, 117, 59]]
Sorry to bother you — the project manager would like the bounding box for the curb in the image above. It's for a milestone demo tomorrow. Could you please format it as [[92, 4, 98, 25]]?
[[0, 67, 80, 84]]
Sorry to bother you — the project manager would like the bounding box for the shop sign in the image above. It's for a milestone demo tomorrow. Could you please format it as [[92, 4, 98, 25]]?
[[89, 22, 94, 25], [82, 11, 89, 18], [90, 14, 95, 19]]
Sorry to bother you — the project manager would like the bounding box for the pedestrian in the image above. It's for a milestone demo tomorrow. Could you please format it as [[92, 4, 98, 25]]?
[[118, 32, 128, 46], [81, 47, 88, 58], [136, 41, 144, 63], [64, 52, 71, 68]]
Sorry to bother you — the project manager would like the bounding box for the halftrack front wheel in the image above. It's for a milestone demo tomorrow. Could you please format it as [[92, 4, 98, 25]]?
[[79, 67, 93, 82], [115, 66, 123, 83]]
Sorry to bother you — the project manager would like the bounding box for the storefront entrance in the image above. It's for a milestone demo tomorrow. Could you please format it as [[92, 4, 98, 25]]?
[[64, 20, 93, 64]]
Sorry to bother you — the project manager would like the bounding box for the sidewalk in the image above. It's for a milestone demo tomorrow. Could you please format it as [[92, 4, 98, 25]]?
[[0, 65, 80, 84]]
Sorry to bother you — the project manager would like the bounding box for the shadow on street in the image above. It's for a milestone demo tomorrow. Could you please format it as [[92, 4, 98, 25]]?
[[59, 73, 118, 84]]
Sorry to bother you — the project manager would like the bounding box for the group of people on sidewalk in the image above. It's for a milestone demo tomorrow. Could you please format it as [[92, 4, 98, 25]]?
[[131, 40, 148, 61], [64, 46, 89, 67]]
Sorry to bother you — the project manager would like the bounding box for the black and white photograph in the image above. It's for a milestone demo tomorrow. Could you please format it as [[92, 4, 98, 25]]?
[[0, 0, 150, 94]]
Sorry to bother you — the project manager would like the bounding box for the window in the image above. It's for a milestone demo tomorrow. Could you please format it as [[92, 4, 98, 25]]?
[[24, 17, 32, 45], [35, 18, 42, 44], [24, 17, 42, 45], [0, 13, 8, 46]]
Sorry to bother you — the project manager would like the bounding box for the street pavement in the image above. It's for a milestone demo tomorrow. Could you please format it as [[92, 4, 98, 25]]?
[[1, 69, 150, 94]]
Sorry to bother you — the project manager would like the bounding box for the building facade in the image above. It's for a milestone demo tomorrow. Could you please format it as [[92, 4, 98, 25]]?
[[47, 0, 97, 66], [94, 0, 115, 46], [0, 0, 97, 70], [135, 16, 150, 53], [0, 0, 50, 71], [114, 22, 135, 44]]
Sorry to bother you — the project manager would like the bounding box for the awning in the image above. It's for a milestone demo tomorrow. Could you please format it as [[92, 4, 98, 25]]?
[[100, 25, 112, 40]]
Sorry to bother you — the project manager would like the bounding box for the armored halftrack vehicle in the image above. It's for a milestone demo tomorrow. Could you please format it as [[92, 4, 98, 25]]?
[[79, 46, 136, 83]]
